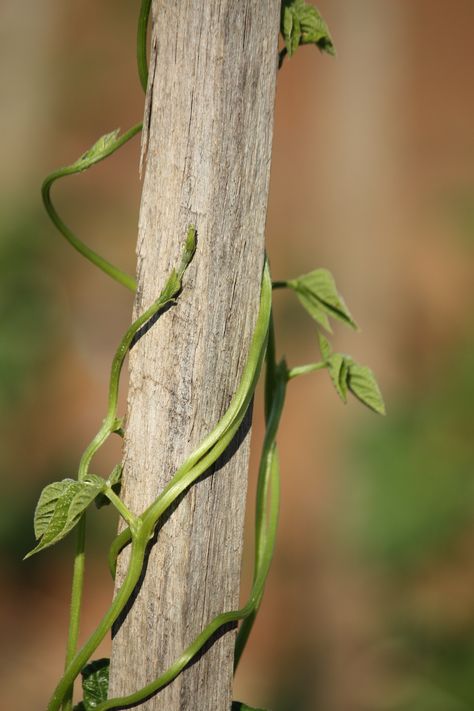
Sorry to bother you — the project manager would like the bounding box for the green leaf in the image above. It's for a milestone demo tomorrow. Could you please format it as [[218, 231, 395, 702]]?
[[338, 356, 350, 400], [347, 361, 386, 415], [232, 703, 267, 711], [33, 479, 74, 539], [293, 286, 332, 331], [327, 353, 348, 402], [281, 1, 335, 58], [289, 268, 357, 332], [299, 3, 335, 55], [80, 658, 109, 710], [324, 352, 385, 414], [25, 475, 106, 558]]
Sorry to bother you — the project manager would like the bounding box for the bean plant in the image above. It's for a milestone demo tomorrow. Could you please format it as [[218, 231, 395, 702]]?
[[27, 2, 385, 710]]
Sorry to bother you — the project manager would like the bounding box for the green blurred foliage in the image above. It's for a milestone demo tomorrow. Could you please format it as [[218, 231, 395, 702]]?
[[342, 338, 474, 709], [344, 341, 474, 569], [0, 211, 60, 412]]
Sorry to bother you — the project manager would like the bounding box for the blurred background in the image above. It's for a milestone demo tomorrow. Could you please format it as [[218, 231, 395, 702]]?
[[1, 1, 473, 709]]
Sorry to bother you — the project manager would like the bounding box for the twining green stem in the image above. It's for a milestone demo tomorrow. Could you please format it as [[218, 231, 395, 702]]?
[[95, 459, 280, 711], [234, 358, 287, 670], [90, 310, 285, 711], [41, 123, 141, 292], [56, 231, 195, 711], [287, 361, 326, 379], [48, 261, 272, 711], [137, 0, 153, 91], [107, 264, 273, 576], [49, 535, 148, 711]]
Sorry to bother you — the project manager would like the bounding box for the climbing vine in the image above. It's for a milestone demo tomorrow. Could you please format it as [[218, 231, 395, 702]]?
[[28, 2, 384, 710]]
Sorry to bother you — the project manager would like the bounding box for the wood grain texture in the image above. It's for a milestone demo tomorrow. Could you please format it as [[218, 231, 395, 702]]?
[[108, 1, 280, 708]]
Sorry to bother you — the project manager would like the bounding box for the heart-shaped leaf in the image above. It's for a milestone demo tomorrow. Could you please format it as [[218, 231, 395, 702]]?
[[25, 475, 106, 558]]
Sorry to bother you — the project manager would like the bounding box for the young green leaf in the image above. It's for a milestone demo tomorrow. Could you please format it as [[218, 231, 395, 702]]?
[[298, 3, 335, 55], [347, 361, 386, 415], [289, 268, 357, 332], [324, 352, 386, 415], [281, 0, 335, 58], [327, 353, 348, 402], [77, 658, 109, 710], [25, 475, 106, 558]]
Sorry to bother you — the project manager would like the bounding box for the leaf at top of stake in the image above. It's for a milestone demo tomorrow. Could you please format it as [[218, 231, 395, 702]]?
[[25, 475, 106, 559], [281, 0, 335, 58], [289, 268, 358, 332], [77, 658, 110, 711]]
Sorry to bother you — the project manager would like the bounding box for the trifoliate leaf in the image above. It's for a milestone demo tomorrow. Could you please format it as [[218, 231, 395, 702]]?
[[80, 658, 109, 710], [318, 331, 332, 361], [347, 362, 386, 415], [25, 475, 106, 558], [289, 268, 357, 332], [281, 1, 335, 58]]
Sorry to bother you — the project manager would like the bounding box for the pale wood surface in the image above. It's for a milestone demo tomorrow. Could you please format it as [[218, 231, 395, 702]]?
[[108, 1, 280, 708]]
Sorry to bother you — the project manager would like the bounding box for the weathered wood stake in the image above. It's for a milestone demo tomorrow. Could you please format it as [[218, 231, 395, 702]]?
[[109, 2, 280, 708]]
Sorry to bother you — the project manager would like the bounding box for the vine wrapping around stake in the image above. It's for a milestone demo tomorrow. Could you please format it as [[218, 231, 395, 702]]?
[[29, 2, 385, 710]]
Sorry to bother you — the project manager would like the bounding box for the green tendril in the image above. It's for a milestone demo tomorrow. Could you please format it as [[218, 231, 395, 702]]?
[[42, 124, 141, 294]]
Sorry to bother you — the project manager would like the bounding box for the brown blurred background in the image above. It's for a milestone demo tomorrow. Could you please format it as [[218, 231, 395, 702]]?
[[1, 1, 473, 709]]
